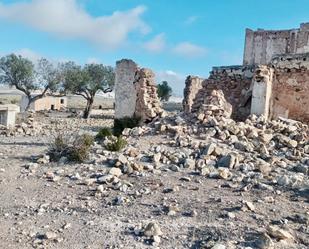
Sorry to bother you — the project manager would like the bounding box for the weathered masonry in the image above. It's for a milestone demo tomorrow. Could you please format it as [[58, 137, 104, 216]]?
[[244, 23, 309, 65], [183, 23, 309, 123], [20, 95, 67, 112], [115, 59, 164, 122]]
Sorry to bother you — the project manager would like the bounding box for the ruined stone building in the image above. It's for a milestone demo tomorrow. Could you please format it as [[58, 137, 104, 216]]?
[[115, 59, 163, 122], [20, 95, 67, 112], [184, 23, 309, 123]]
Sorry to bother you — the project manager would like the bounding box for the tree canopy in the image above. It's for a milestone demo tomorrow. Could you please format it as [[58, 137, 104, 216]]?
[[0, 54, 115, 117], [157, 81, 172, 101], [0, 54, 62, 110], [61, 61, 115, 118], [0, 54, 35, 95]]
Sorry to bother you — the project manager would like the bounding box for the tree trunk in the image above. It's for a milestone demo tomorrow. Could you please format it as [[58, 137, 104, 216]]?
[[83, 98, 94, 119], [25, 96, 33, 112]]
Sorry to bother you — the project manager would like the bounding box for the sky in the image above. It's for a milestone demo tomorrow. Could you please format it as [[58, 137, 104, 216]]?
[[0, 0, 309, 96]]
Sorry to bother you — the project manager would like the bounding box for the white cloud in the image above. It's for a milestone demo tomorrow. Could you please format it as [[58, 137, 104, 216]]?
[[14, 48, 42, 62], [86, 57, 101, 64], [172, 42, 207, 58], [184, 16, 199, 25], [156, 70, 186, 97], [144, 33, 166, 53], [0, 0, 150, 49]]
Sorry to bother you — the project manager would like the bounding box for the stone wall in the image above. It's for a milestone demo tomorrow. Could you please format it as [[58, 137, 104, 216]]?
[[270, 53, 309, 122], [183, 75, 204, 113], [134, 68, 163, 122], [243, 23, 309, 65], [191, 66, 255, 120], [115, 59, 163, 122], [20, 95, 67, 112]]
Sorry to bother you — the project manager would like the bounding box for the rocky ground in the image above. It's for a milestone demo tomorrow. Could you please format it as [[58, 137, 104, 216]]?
[[0, 109, 308, 249]]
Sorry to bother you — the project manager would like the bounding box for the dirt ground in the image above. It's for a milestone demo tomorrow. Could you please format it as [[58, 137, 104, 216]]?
[[0, 110, 308, 249]]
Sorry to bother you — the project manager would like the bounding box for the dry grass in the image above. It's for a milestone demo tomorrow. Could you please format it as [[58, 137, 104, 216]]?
[[66, 95, 114, 109], [0, 95, 21, 105]]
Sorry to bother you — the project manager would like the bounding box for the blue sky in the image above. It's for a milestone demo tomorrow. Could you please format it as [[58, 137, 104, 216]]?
[[0, 0, 309, 96]]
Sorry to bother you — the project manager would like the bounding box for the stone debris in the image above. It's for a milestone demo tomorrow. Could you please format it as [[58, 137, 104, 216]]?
[[255, 233, 274, 249], [1, 68, 309, 248], [266, 225, 294, 241], [0, 111, 114, 137], [197, 89, 233, 119]]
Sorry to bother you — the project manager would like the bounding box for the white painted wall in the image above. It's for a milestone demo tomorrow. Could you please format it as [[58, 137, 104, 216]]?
[[114, 59, 138, 119]]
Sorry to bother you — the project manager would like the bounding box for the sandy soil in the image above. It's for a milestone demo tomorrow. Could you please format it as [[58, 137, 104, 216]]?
[[0, 112, 308, 249]]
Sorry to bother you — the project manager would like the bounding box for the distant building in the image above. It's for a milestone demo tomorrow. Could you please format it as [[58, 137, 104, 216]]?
[[20, 95, 67, 112], [243, 22, 309, 65]]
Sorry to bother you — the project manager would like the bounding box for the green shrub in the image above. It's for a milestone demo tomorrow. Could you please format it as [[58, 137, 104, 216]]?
[[54, 134, 66, 150], [49, 133, 94, 163], [79, 133, 94, 147], [66, 145, 89, 162], [113, 116, 141, 136], [96, 127, 113, 140], [105, 136, 127, 151]]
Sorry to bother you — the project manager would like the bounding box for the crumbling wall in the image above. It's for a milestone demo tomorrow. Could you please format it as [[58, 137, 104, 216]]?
[[270, 53, 309, 122], [115, 59, 163, 122], [197, 89, 232, 119], [134, 68, 163, 122], [186, 23, 309, 124], [183, 76, 204, 113], [244, 23, 309, 65], [191, 66, 254, 120]]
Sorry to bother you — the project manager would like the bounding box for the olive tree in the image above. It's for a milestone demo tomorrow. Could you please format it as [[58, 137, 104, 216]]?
[[0, 54, 62, 111], [61, 62, 114, 119]]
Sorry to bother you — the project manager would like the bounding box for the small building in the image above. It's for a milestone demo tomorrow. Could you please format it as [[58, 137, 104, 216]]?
[[20, 95, 67, 112], [0, 104, 20, 128]]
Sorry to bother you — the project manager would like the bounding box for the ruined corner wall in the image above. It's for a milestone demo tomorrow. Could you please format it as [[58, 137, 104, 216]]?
[[115, 59, 163, 122], [191, 66, 255, 120], [183, 76, 204, 113], [243, 23, 309, 65], [270, 53, 309, 122], [134, 68, 163, 122]]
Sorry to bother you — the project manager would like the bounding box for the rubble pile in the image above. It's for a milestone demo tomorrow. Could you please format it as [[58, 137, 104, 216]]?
[[134, 68, 164, 122], [32, 105, 309, 247], [196, 89, 233, 120], [190, 67, 252, 120], [3, 102, 308, 248]]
